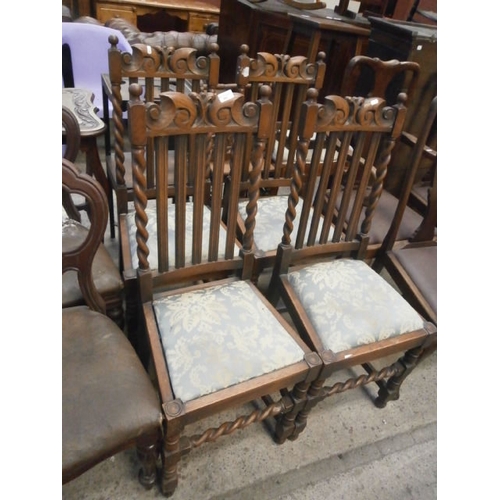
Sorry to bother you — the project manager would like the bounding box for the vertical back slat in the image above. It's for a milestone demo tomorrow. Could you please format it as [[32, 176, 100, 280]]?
[[329, 132, 353, 242], [156, 137, 170, 273], [345, 132, 381, 241], [209, 134, 226, 261], [174, 135, 188, 268], [191, 134, 206, 265]]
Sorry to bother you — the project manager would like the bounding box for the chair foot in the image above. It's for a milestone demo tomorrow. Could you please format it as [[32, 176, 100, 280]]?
[[374, 345, 424, 408], [137, 436, 159, 490]]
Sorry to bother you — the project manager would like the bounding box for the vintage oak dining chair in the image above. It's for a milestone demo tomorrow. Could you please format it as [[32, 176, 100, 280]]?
[[62, 158, 162, 487], [107, 39, 221, 339], [373, 97, 437, 325], [224, 46, 326, 282], [62, 107, 125, 327], [266, 88, 436, 440], [125, 83, 322, 496], [106, 36, 220, 239]]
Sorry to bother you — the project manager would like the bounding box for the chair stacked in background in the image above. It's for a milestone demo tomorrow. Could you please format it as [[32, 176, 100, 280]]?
[[264, 88, 436, 440], [125, 82, 323, 496], [334, 55, 423, 259], [106, 36, 221, 239], [223, 45, 326, 282], [62, 158, 162, 488], [373, 96, 437, 325], [106, 37, 221, 339]]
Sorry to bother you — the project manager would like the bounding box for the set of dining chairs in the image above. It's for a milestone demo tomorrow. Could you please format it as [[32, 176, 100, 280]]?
[[62, 24, 437, 496]]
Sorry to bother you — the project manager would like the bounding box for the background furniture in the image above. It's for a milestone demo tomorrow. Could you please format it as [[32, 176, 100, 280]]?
[[105, 16, 218, 53], [62, 158, 162, 487], [334, 55, 423, 259], [62, 21, 132, 118], [285, 12, 370, 96], [62, 88, 109, 195], [374, 96, 437, 324], [364, 16, 436, 193], [62, 104, 125, 327], [95, 0, 220, 33], [217, 0, 370, 97]]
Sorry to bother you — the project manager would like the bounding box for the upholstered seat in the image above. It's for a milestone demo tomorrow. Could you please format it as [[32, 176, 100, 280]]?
[[154, 280, 305, 402], [239, 195, 334, 256], [389, 245, 437, 315], [62, 306, 161, 482], [286, 259, 425, 352]]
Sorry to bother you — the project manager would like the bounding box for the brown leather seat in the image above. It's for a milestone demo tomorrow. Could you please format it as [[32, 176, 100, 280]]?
[[62, 306, 161, 483], [62, 158, 162, 488]]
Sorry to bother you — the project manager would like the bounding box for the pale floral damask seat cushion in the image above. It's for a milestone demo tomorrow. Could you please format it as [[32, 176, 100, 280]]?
[[153, 280, 305, 402], [238, 195, 334, 256], [287, 259, 425, 353], [127, 202, 240, 271]]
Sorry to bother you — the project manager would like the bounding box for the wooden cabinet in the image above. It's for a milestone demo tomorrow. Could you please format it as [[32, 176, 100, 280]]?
[[365, 16, 437, 193], [96, 1, 137, 24], [95, 0, 220, 32], [217, 0, 369, 96]]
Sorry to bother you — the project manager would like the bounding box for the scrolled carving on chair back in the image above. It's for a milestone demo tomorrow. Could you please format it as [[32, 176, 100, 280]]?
[[236, 44, 326, 91], [127, 82, 273, 277], [119, 43, 220, 83], [62, 158, 108, 314], [144, 89, 262, 133]]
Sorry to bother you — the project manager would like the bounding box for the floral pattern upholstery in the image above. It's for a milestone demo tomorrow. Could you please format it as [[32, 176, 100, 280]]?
[[239, 196, 334, 255], [287, 259, 425, 353], [127, 202, 241, 271], [153, 280, 305, 402]]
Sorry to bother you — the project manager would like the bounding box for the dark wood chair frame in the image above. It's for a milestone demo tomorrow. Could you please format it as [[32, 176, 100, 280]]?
[[125, 83, 324, 496], [373, 96, 437, 324], [334, 54, 423, 259], [223, 45, 326, 282], [266, 88, 437, 441], [106, 35, 221, 239], [62, 106, 125, 328], [107, 36, 221, 338]]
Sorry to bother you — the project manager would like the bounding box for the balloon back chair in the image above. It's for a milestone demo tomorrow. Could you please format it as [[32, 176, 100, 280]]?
[[62, 107, 125, 327], [62, 158, 162, 487]]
